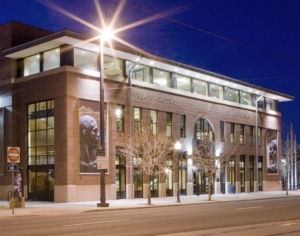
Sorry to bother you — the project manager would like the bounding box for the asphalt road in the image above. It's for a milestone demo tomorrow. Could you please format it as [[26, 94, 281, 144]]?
[[1, 197, 300, 236]]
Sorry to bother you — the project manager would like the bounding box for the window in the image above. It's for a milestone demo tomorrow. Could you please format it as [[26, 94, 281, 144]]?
[[229, 158, 236, 185], [151, 110, 158, 135], [116, 104, 124, 132], [103, 55, 123, 76], [194, 118, 214, 141], [180, 115, 186, 138], [258, 127, 262, 146], [134, 107, 141, 132], [153, 69, 171, 88], [240, 92, 252, 106], [74, 48, 98, 71], [249, 155, 254, 192], [225, 87, 239, 103], [220, 121, 225, 142], [249, 126, 254, 145], [240, 155, 245, 192], [240, 124, 244, 144], [27, 100, 55, 166], [116, 147, 126, 199], [129, 63, 150, 83], [230, 123, 235, 143], [166, 112, 172, 137], [209, 83, 223, 99], [177, 75, 191, 92], [43, 48, 60, 71], [24, 54, 40, 76], [193, 79, 207, 96]]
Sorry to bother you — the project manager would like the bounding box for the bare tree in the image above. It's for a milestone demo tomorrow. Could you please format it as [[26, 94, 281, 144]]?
[[119, 127, 173, 205], [191, 139, 240, 201]]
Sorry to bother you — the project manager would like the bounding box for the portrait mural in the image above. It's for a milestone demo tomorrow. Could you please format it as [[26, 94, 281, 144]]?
[[267, 129, 278, 174], [79, 100, 101, 173]]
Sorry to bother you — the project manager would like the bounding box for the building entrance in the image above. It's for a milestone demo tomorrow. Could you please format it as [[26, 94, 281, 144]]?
[[28, 165, 54, 201]]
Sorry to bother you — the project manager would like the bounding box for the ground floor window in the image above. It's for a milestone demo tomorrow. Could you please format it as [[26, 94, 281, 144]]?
[[134, 168, 143, 198], [27, 100, 55, 201]]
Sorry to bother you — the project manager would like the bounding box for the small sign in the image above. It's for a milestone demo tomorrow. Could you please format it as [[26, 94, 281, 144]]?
[[97, 156, 109, 171], [7, 147, 20, 163], [7, 165, 19, 171]]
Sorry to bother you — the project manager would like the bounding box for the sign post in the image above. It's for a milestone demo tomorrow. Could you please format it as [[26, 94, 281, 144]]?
[[7, 147, 20, 214]]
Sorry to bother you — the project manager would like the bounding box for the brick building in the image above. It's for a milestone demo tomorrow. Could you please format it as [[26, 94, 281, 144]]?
[[0, 22, 293, 202]]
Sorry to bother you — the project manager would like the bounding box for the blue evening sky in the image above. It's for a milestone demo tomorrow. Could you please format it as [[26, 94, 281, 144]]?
[[1, 0, 299, 139]]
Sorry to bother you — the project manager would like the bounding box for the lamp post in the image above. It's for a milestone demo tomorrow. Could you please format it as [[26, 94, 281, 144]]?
[[175, 141, 182, 203], [97, 29, 112, 208], [255, 93, 264, 192]]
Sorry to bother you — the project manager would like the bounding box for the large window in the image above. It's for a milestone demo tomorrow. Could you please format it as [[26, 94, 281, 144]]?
[[220, 120, 225, 142], [240, 92, 252, 106], [177, 75, 191, 92], [225, 87, 239, 103], [209, 83, 223, 99], [128, 62, 150, 83], [240, 155, 245, 192], [74, 48, 98, 71], [28, 100, 55, 165], [194, 118, 214, 141], [153, 68, 171, 88], [103, 55, 123, 76], [43, 48, 60, 71], [27, 100, 55, 201], [24, 54, 40, 76], [193, 79, 208, 96]]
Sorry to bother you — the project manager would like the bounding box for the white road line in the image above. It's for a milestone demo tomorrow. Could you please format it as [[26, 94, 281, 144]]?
[[235, 206, 262, 210], [63, 219, 130, 227]]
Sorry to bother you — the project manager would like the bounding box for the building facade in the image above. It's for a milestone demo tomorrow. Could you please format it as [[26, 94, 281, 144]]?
[[0, 22, 293, 202]]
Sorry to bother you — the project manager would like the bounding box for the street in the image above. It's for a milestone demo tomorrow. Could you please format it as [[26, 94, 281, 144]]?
[[1, 197, 300, 236]]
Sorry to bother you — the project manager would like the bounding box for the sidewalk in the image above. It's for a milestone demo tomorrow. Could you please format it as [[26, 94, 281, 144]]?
[[1, 191, 299, 218]]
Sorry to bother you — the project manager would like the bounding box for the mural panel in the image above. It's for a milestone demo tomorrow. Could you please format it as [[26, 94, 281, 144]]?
[[267, 129, 278, 174]]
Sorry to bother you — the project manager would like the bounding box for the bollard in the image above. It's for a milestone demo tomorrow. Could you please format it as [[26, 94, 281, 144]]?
[[9, 198, 15, 215]]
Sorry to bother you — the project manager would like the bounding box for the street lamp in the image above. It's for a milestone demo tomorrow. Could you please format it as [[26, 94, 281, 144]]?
[[97, 28, 113, 208], [255, 93, 264, 192], [174, 141, 182, 203]]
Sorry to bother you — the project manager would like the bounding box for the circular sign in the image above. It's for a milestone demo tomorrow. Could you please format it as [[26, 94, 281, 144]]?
[[7, 147, 20, 163]]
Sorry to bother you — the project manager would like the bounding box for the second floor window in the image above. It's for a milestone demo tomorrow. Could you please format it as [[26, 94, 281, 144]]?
[[151, 110, 158, 135], [240, 124, 244, 144], [230, 123, 235, 143], [180, 115, 186, 138], [134, 107, 141, 132], [166, 113, 172, 137]]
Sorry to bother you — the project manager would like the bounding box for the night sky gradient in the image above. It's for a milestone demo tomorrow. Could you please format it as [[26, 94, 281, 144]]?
[[1, 0, 299, 139]]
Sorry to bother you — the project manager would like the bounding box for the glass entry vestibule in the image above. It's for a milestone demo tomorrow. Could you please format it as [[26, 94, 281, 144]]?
[[27, 100, 55, 201]]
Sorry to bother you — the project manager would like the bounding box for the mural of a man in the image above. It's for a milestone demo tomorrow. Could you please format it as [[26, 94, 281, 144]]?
[[267, 139, 277, 174], [79, 115, 99, 172]]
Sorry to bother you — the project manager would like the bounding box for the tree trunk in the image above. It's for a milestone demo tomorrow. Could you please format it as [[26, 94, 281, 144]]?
[[208, 175, 212, 201], [147, 184, 151, 205]]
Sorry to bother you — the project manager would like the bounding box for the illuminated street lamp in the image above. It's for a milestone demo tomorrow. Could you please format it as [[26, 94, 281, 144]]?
[[97, 28, 113, 208], [255, 93, 264, 192], [174, 141, 182, 203]]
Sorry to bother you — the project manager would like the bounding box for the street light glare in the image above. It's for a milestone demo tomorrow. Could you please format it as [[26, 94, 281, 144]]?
[[101, 27, 114, 42]]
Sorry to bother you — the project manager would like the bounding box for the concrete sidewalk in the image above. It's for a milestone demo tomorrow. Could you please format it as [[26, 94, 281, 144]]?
[[0, 191, 299, 218]]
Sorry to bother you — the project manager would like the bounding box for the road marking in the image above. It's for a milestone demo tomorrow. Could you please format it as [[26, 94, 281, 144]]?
[[280, 222, 297, 226], [63, 219, 130, 227], [235, 206, 262, 210]]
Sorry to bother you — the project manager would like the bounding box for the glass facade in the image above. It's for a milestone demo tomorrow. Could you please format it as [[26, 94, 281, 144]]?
[[177, 75, 191, 92], [151, 110, 158, 135], [44, 48, 60, 71], [27, 100, 55, 201], [153, 68, 171, 88], [24, 54, 40, 76], [21, 46, 279, 112]]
